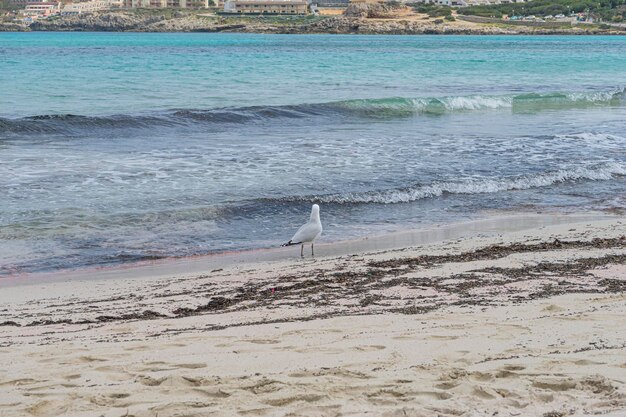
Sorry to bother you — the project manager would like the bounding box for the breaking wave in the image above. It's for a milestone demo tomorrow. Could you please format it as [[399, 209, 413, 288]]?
[[0, 106, 323, 136], [1, 89, 623, 136], [335, 89, 624, 117], [279, 163, 626, 205]]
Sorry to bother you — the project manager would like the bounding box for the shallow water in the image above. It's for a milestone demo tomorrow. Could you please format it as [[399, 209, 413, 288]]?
[[1, 33, 625, 275]]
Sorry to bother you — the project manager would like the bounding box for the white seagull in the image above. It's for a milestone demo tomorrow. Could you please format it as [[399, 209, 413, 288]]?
[[281, 204, 323, 257]]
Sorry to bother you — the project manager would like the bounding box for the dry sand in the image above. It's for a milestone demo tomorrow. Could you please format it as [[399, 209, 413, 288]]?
[[1, 214, 625, 417]]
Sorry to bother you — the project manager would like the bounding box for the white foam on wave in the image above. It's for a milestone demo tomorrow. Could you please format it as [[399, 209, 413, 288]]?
[[429, 95, 513, 111], [556, 132, 626, 142], [565, 91, 619, 102], [315, 162, 626, 205]]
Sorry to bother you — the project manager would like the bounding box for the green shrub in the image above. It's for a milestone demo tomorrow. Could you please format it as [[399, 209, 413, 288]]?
[[445, 14, 455, 21], [426, 7, 451, 17], [459, 0, 626, 21], [413, 4, 451, 17]]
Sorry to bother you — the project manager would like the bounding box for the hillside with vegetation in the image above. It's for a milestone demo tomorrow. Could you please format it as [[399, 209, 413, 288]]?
[[2, 0, 625, 33], [459, 0, 625, 22]]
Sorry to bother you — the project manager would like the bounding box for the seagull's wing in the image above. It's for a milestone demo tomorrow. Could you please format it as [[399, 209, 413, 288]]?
[[282, 220, 322, 246]]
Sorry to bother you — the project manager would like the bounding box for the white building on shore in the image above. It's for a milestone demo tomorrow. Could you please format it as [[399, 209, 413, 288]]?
[[22, 2, 61, 17], [8, 0, 50, 7], [223, 0, 309, 14], [123, 0, 210, 8], [412, 0, 525, 5], [62, 0, 121, 14]]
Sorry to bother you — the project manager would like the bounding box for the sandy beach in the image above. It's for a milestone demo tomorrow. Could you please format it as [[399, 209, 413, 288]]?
[[1, 214, 625, 417]]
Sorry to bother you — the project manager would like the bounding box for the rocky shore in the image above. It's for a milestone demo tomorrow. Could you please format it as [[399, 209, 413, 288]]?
[[2, 9, 624, 34]]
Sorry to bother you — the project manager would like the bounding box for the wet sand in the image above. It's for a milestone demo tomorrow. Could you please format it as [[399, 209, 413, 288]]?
[[1, 212, 615, 288]]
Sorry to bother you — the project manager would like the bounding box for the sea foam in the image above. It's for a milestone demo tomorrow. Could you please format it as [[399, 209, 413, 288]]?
[[295, 162, 626, 205]]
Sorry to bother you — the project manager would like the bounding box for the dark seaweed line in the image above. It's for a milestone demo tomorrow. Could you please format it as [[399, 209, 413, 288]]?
[[3, 236, 625, 330], [368, 236, 626, 269]]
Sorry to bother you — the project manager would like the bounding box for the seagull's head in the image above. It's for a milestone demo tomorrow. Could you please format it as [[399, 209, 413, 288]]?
[[311, 204, 320, 219]]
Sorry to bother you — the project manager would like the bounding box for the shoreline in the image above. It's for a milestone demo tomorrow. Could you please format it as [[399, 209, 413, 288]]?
[[1, 212, 625, 416], [5, 27, 626, 35], [0, 211, 618, 288], [3, 27, 626, 35]]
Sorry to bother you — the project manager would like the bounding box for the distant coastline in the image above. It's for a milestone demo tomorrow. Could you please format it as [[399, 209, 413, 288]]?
[[2, 10, 625, 34]]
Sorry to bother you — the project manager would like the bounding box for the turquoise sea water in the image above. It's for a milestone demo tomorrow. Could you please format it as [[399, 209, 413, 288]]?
[[1, 33, 625, 274]]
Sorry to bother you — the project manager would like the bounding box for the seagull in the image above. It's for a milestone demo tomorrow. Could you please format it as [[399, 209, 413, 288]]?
[[281, 204, 323, 257]]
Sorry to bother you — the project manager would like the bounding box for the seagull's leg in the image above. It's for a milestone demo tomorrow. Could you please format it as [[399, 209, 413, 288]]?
[[300, 244, 304, 257], [311, 243, 314, 257]]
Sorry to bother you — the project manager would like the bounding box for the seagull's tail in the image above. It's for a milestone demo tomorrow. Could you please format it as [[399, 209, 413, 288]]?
[[281, 240, 301, 247]]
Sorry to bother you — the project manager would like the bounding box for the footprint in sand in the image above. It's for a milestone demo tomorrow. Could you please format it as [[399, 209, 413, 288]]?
[[505, 398, 529, 409], [381, 407, 431, 417], [282, 328, 343, 336], [235, 406, 275, 415], [494, 365, 526, 378], [572, 359, 605, 366], [25, 400, 68, 417], [164, 343, 187, 348], [495, 369, 522, 379], [469, 371, 494, 382], [177, 363, 207, 369], [472, 386, 497, 399], [137, 375, 164, 386], [108, 393, 130, 399], [534, 392, 555, 403], [371, 390, 452, 401], [532, 378, 577, 392], [0, 378, 39, 387], [394, 379, 413, 384], [136, 375, 204, 387], [578, 375, 616, 394], [288, 368, 371, 380], [192, 388, 231, 398], [502, 365, 526, 371], [137, 363, 177, 372], [78, 355, 108, 363], [353, 345, 386, 352], [244, 379, 286, 394], [143, 360, 167, 365], [427, 335, 459, 341], [391, 335, 414, 340], [245, 339, 280, 345], [493, 388, 520, 399], [434, 381, 459, 390], [263, 394, 326, 406], [89, 393, 132, 407], [415, 391, 452, 400], [125, 345, 151, 351], [294, 346, 344, 354], [542, 304, 566, 312], [149, 401, 215, 412]]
